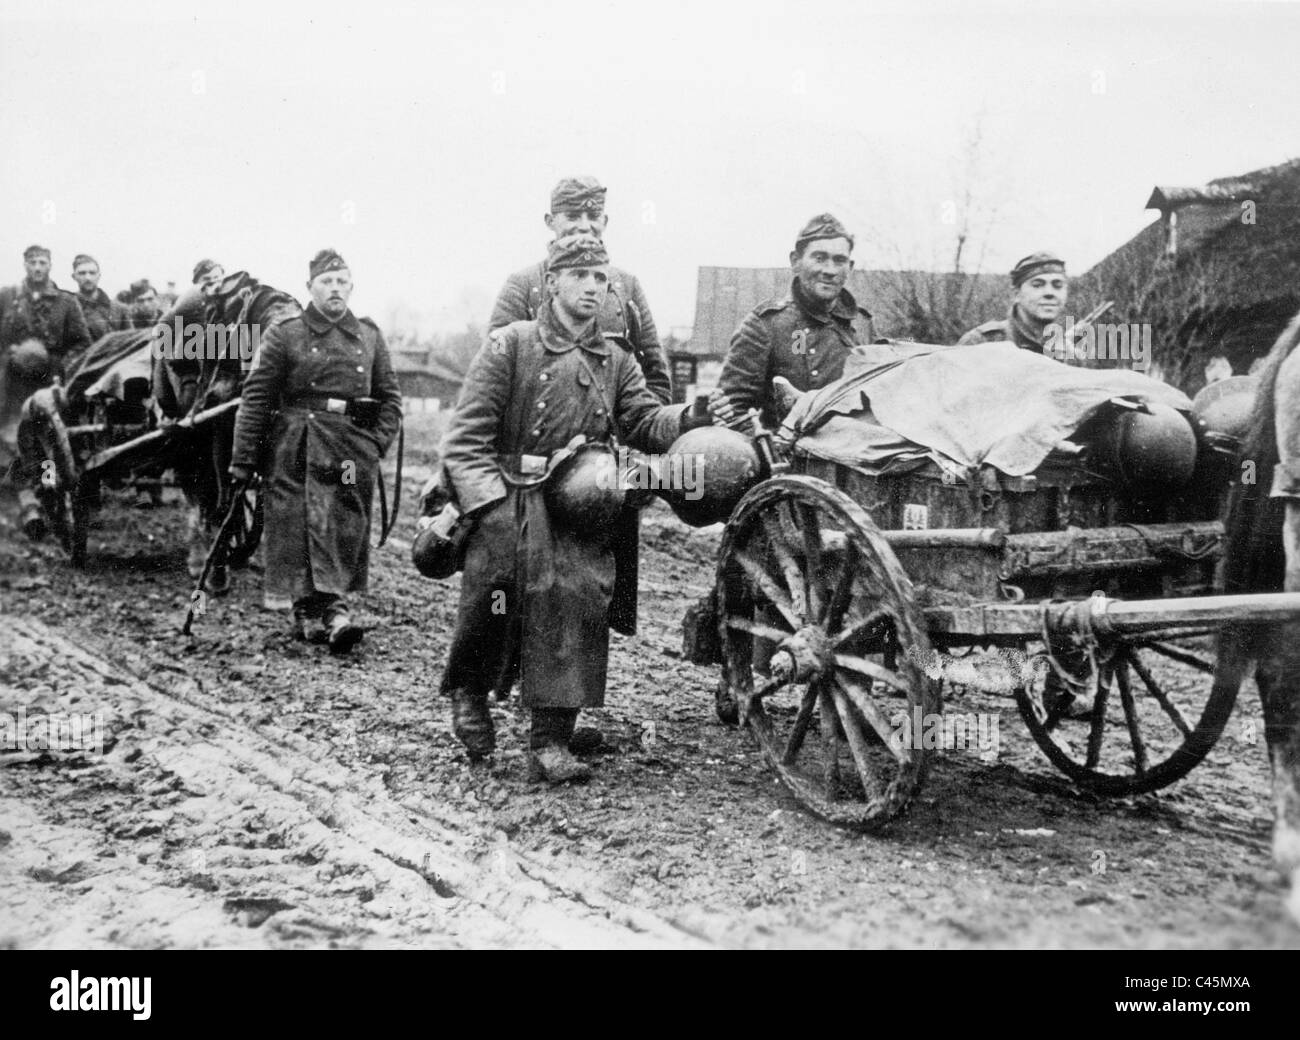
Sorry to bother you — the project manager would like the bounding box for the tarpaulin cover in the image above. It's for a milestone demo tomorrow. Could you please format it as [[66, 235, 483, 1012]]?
[[782, 341, 1192, 477]]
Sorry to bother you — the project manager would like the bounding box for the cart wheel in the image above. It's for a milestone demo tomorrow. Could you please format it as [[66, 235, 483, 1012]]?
[[717, 475, 940, 828], [1014, 631, 1239, 795], [225, 484, 263, 568], [31, 404, 89, 567]]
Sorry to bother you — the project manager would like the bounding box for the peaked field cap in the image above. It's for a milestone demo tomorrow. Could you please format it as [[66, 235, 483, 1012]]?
[[192, 258, 221, 283], [309, 248, 348, 280], [548, 235, 609, 271], [1011, 251, 1066, 286], [551, 176, 607, 214], [24, 244, 51, 260], [72, 253, 97, 268], [795, 213, 854, 252]]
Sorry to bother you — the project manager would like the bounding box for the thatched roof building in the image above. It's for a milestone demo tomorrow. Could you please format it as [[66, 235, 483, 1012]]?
[[1073, 157, 1300, 393]]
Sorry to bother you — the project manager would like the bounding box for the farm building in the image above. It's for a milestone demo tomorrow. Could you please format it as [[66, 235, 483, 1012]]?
[[1071, 157, 1300, 394], [391, 348, 466, 412]]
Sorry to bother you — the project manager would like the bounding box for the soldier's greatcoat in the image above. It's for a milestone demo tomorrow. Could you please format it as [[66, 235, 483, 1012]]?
[[489, 259, 672, 405], [74, 288, 130, 343], [0, 280, 93, 373], [440, 301, 684, 710], [719, 280, 875, 426], [956, 305, 1045, 352], [231, 303, 402, 601]]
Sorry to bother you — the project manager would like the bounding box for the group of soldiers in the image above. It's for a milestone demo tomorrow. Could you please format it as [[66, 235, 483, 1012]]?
[[0, 175, 1075, 786]]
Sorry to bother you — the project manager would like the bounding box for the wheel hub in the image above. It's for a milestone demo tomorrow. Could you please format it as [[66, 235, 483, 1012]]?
[[770, 625, 835, 685]]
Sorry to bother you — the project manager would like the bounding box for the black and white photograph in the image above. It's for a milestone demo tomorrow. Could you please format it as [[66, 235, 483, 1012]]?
[[2, 0, 1299, 972]]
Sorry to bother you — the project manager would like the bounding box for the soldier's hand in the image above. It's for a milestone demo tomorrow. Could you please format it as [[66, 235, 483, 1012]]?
[[708, 388, 739, 425]]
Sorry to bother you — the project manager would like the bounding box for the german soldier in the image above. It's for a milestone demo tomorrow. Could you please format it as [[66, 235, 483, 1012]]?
[[489, 175, 671, 405], [441, 236, 703, 783], [957, 251, 1068, 352], [711, 213, 875, 428], [192, 258, 226, 297], [71, 254, 130, 342], [229, 249, 402, 652], [0, 245, 94, 536]]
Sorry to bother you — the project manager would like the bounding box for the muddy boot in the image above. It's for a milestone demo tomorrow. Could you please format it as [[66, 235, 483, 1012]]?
[[19, 501, 46, 540], [209, 564, 232, 596], [450, 688, 495, 761], [569, 727, 605, 756], [289, 600, 326, 643], [324, 601, 364, 654], [528, 708, 591, 784]]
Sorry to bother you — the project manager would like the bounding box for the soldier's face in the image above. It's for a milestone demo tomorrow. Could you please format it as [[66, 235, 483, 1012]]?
[[546, 209, 608, 240], [1015, 273, 1068, 323], [25, 255, 51, 285], [133, 289, 160, 320], [791, 237, 853, 305], [549, 266, 609, 320], [198, 266, 225, 296], [73, 262, 100, 293], [310, 269, 353, 318]]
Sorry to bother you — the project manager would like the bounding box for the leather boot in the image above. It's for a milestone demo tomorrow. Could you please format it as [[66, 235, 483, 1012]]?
[[528, 708, 591, 784], [450, 688, 495, 761], [324, 603, 364, 654]]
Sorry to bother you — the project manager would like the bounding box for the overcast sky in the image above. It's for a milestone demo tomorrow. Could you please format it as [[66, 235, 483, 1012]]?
[[2, 0, 1297, 335]]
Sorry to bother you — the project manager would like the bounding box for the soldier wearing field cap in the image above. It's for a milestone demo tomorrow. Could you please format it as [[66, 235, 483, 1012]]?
[[71, 254, 130, 342], [490, 175, 671, 405], [0, 245, 94, 536], [230, 249, 403, 653], [192, 258, 225, 297], [957, 251, 1069, 352], [712, 213, 875, 428], [441, 235, 703, 783]]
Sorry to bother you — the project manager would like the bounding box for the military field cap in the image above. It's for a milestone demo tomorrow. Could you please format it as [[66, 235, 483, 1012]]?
[[24, 244, 51, 260], [547, 235, 609, 271], [128, 278, 154, 300], [192, 258, 221, 283], [309, 248, 348, 281], [72, 254, 97, 269], [550, 176, 607, 214], [795, 213, 854, 253], [1011, 251, 1066, 287]]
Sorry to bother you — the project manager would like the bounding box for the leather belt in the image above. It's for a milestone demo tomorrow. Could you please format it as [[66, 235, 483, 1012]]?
[[497, 452, 548, 478], [290, 394, 353, 414]]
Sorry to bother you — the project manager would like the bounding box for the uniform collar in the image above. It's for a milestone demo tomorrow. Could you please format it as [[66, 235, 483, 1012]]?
[[304, 302, 361, 337], [538, 299, 609, 356], [24, 278, 60, 299], [789, 278, 862, 324], [79, 287, 111, 307]]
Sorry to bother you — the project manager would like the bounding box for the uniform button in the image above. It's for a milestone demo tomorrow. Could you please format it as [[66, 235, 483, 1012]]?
[[809, 348, 816, 355], [356, 365, 364, 372], [532, 429, 541, 437], [537, 401, 545, 409], [811, 369, 819, 376], [540, 373, 549, 382], [596, 408, 604, 416]]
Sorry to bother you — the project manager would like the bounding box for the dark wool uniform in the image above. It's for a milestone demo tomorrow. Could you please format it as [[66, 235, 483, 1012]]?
[[0, 280, 93, 375], [231, 303, 402, 605], [489, 261, 672, 406], [440, 299, 685, 713], [956, 307, 1044, 351], [719, 279, 875, 427], [74, 288, 131, 343]]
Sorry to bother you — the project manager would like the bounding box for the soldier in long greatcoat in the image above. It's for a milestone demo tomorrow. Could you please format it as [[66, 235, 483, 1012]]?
[[230, 249, 402, 652], [441, 237, 703, 783]]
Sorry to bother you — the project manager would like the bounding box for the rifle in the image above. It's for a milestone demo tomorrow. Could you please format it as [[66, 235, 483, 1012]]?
[[1063, 300, 1115, 352], [181, 478, 256, 635]]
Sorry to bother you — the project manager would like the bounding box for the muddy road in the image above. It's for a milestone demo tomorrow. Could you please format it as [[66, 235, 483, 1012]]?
[[2, 466, 1298, 949]]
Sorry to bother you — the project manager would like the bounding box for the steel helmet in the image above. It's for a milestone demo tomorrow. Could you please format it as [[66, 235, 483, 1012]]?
[[8, 338, 50, 380], [1105, 401, 1199, 487], [1191, 374, 1257, 448], [544, 442, 626, 536], [659, 425, 763, 527]]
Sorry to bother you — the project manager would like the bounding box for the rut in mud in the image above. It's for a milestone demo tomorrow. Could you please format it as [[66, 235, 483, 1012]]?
[[1, 471, 1298, 948]]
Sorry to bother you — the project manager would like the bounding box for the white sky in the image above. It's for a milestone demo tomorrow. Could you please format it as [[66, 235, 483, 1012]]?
[[2, 0, 1298, 334]]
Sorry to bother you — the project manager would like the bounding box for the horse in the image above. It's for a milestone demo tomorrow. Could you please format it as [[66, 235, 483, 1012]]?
[[1217, 308, 1300, 923], [151, 272, 301, 588]]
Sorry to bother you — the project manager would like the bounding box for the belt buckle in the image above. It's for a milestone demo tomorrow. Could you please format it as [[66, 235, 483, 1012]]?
[[519, 454, 547, 476], [326, 398, 348, 414]]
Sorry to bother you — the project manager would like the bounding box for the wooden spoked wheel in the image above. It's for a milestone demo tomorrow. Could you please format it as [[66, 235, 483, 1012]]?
[[1014, 629, 1241, 795], [31, 405, 89, 567], [717, 475, 940, 828]]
